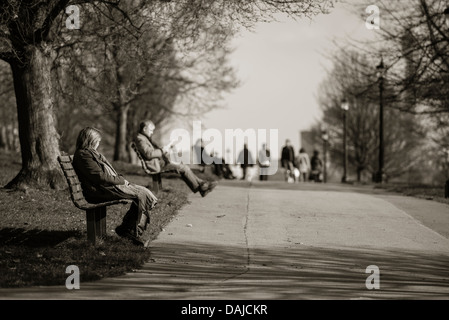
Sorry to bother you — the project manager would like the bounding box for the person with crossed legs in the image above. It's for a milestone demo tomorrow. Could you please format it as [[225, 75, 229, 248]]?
[[135, 120, 217, 197]]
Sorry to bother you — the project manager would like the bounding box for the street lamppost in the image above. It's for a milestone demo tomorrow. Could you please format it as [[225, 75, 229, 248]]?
[[341, 99, 349, 183], [376, 58, 385, 183], [321, 125, 328, 183], [444, 8, 449, 196]]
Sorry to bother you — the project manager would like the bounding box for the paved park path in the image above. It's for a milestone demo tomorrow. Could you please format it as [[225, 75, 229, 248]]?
[[1, 181, 449, 300]]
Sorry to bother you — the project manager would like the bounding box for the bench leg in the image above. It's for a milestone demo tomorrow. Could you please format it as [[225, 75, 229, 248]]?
[[86, 206, 107, 245], [152, 174, 161, 194], [158, 174, 162, 191]]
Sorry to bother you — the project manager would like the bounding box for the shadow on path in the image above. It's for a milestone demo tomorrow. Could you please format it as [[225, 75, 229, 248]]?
[[4, 241, 447, 299], [0, 227, 80, 247], [137, 241, 449, 300]]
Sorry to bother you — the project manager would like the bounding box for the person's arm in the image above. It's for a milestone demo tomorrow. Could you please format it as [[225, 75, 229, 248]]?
[[136, 135, 163, 160], [74, 150, 125, 186]]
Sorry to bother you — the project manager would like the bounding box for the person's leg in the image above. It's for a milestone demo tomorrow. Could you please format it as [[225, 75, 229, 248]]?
[[242, 166, 247, 180], [164, 162, 204, 193], [164, 163, 217, 196], [120, 201, 139, 231], [260, 168, 267, 181], [115, 184, 157, 244], [115, 200, 146, 245], [215, 164, 224, 178]]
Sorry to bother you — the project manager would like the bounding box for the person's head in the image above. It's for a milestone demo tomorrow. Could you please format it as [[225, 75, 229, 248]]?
[[313, 150, 319, 156], [300, 147, 305, 153], [76, 127, 102, 150], [140, 120, 156, 139], [285, 139, 291, 146]]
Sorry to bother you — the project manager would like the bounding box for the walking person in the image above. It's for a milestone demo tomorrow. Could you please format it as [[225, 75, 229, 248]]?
[[296, 148, 310, 182], [237, 143, 254, 180], [194, 139, 207, 173], [310, 150, 323, 183], [281, 139, 295, 182], [258, 143, 271, 181], [72, 127, 158, 246]]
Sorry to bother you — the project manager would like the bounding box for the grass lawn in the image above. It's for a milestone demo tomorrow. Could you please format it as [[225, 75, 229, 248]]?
[[0, 151, 215, 288], [373, 182, 449, 205]]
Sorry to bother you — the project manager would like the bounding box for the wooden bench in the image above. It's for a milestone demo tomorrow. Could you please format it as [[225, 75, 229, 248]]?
[[57, 155, 130, 245], [130, 142, 176, 194]]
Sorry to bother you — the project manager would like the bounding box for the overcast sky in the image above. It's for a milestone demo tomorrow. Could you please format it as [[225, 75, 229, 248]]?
[[167, 1, 378, 162]]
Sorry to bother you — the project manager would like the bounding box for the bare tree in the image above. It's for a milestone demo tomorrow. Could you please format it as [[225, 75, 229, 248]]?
[[318, 50, 425, 182], [0, 60, 18, 151], [337, 0, 449, 183], [0, 0, 332, 189]]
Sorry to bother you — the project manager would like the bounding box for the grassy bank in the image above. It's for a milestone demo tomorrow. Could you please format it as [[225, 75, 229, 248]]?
[[373, 182, 449, 205], [0, 151, 215, 288]]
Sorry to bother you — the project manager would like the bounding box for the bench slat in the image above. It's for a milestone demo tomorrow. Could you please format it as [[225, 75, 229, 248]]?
[[67, 176, 80, 186], [74, 198, 89, 207], [64, 169, 78, 177], [70, 184, 82, 193], [72, 191, 85, 201], [60, 162, 74, 169], [58, 155, 72, 163]]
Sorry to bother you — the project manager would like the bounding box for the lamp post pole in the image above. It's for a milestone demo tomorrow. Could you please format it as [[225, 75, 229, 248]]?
[[341, 99, 349, 183], [376, 59, 385, 183], [321, 126, 328, 183], [444, 7, 449, 197]]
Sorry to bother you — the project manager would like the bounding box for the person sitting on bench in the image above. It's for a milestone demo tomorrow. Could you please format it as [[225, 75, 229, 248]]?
[[135, 120, 217, 197], [72, 127, 158, 246]]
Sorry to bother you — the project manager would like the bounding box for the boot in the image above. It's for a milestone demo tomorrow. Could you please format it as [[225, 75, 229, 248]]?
[[181, 172, 201, 193], [136, 212, 149, 237]]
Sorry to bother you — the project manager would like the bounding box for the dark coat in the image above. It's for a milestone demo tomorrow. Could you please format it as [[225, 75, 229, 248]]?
[[238, 147, 254, 168], [72, 148, 132, 203], [281, 145, 295, 168], [135, 133, 167, 173]]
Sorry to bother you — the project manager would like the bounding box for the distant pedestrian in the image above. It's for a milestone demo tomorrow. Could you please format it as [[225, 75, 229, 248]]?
[[221, 158, 236, 180], [238, 143, 254, 180], [310, 150, 323, 183], [210, 151, 235, 180], [258, 143, 271, 181], [281, 139, 295, 182], [296, 148, 310, 182], [194, 139, 206, 173]]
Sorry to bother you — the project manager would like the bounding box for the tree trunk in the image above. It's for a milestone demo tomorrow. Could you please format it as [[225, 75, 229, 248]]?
[[357, 167, 362, 182], [113, 104, 130, 162], [5, 44, 65, 189], [0, 125, 6, 150]]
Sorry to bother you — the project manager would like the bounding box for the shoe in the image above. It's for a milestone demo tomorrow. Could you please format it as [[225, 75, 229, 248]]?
[[199, 181, 218, 197], [198, 181, 209, 193], [115, 225, 144, 246]]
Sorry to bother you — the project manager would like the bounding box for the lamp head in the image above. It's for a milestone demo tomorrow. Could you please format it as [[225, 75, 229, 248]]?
[[341, 99, 349, 111], [376, 58, 385, 78]]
